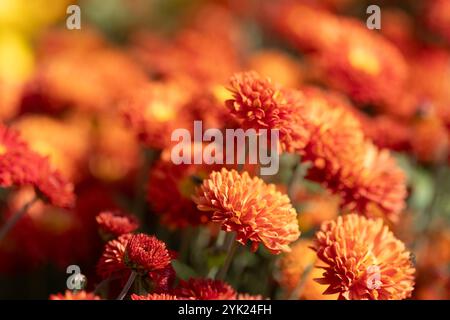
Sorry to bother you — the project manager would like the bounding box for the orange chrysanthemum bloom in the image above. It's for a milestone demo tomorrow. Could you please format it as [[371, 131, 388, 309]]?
[[131, 293, 183, 300], [343, 144, 407, 223], [49, 290, 101, 300], [193, 168, 300, 253], [312, 214, 415, 300], [96, 210, 139, 239], [175, 278, 237, 300], [277, 240, 338, 300], [124, 233, 172, 274], [299, 89, 407, 223], [225, 71, 309, 153]]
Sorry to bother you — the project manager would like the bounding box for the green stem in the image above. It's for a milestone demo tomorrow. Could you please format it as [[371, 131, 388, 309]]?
[[215, 233, 238, 281]]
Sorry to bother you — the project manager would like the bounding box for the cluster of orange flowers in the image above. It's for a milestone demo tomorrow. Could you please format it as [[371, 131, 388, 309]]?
[[1, 0, 450, 301]]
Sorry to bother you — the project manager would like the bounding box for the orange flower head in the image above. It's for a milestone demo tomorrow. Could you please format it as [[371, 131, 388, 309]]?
[[124, 233, 172, 273], [175, 278, 237, 300], [226, 71, 309, 153], [49, 290, 101, 300], [346, 143, 407, 223], [193, 168, 300, 254], [313, 214, 415, 300], [298, 89, 407, 223], [96, 210, 139, 239]]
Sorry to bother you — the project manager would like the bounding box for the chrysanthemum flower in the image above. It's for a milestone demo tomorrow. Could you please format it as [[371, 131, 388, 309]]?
[[96, 210, 139, 239], [49, 290, 101, 300], [131, 293, 183, 300], [97, 232, 175, 292], [294, 88, 407, 223], [312, 214, 415, 300], [34, 161, 76, 209], [0, 124, 75, 208], [193, 168, 300, 253], [225, 71, 309, 153], [124, 233, 172, 274], [277, 240, 338, 300], [175, 278, 237, 300], [97, 233, 132, 280]]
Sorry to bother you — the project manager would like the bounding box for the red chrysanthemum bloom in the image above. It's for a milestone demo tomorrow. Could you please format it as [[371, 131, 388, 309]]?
[[225, 71, 309, 153], [193, 168, 300, 253], [131, 293, 183, 300], [175, 278, 237, 300], [124, 233, 172, 273], [34, 160, 76, 209], [0, 124, 75, 208], [97, 233, 132, 280], [96, 210, 139, 238], [49, 290, 101, 300], [312, 214, 415, 300]]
